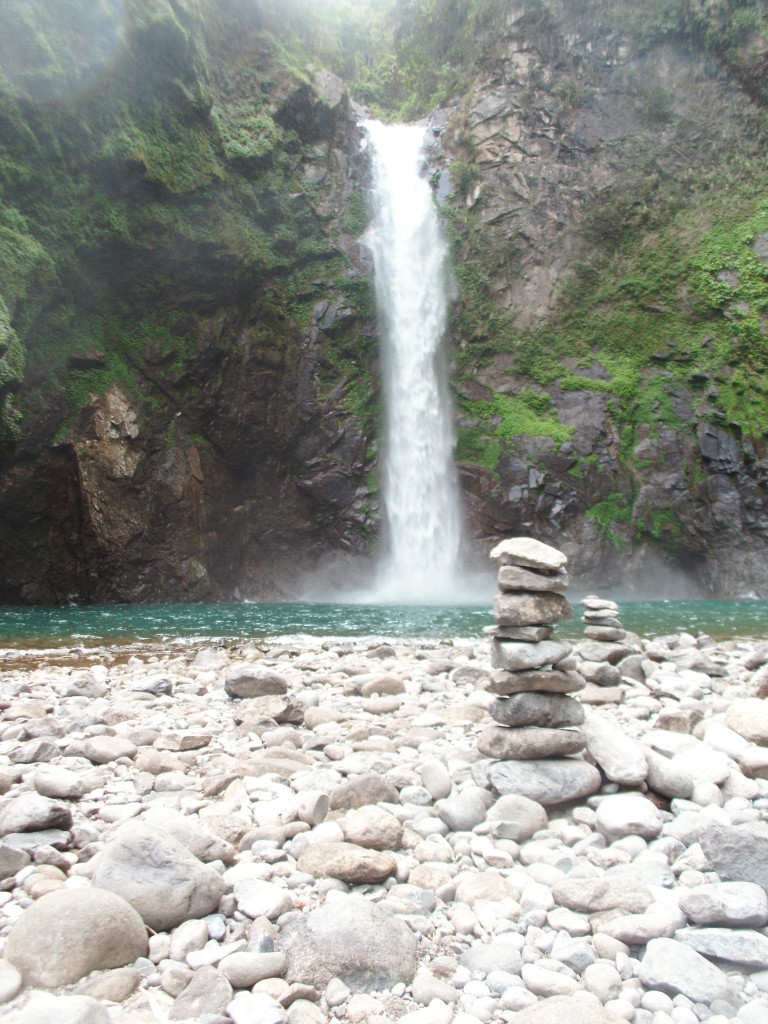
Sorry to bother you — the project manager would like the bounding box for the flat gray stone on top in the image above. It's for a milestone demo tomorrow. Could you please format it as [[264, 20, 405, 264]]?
[[278, 894, 417, 991], [490, 537, 568, 571]]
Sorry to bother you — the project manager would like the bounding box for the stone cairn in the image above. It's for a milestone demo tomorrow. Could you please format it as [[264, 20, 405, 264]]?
[[477, 538, 594, 790], [582, 594, 625, 643]]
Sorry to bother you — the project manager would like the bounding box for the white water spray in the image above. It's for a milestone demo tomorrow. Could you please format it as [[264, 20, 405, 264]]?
[[365, 120, 463, 602]]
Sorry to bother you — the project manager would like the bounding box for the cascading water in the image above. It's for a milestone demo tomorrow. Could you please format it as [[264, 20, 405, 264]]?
[[365, 120, 463, 603]]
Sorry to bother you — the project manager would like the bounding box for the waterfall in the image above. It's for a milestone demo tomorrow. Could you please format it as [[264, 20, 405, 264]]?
[[365, 120, 463, 603]]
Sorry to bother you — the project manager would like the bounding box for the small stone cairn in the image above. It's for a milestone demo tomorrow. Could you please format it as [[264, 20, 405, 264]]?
[[478, 537, 587, 764], [582, 594, 625, 642]]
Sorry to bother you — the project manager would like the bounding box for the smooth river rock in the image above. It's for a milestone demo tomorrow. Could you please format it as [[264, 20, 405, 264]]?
[[486, 758, 601, 805], [0, 794, 72, 837], [490, 639, 572, 673], [490, 537, 568, 571], [297, 841, 397, 884], [678, 881, 768, 927], [497, 564, 569, 592], [582, 714, 648, 786], [5, 887, 147, 987], [278, 894, 418, 991], [489, 692, 585, 729], [639, 936, 736, 1004], [90, 821, 228, 931], [674, 926, 768, 967], [479, 725, 586, 760], [494, 591, 572, 627], [700, 822, 768, 893]]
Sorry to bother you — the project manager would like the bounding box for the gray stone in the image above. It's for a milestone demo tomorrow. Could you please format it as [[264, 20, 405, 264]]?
[[228, 991, 288, 1024], [0, 793, 72, 836], [489, 692, 584, 728], [497, 564, 569, 592], [219, 951, 287, 988], [341, 805, 404, 850], [487, 758, 601, 805], [90, 821, 228, 931], [420, 761, 452, 800], [168, 965, 233, 1021], [484, 668, 584, 694], [436, 789, 487, 831], [0, 843, 30, 877], [579, 661, 622, 686], [129, 673, 173, 695], [595, 793, 663, 841], [5, 887, 147, 987], [233, 878, 293, 920], [552, 877, 654, 915], [674, 927, 768, 967], [486, 624, 554, 641], [577, 642, 629, 665], [140, 807, 236, 864], [490, 537, 567, 571], [33, 766, 98, 800], [0, 958, 22, 1004], [639, 937, 736, 1003], [508, 995, 626, 1024], [297, 842, 396, 884], [225, 667, 288, 699], [460, 941, 523, 975], [479, 725, 585, 760], [278, 894, 417, 991], [494, 591, 572, 627], [11, 992, 111, 1024], [679, 881, 768, 927], [82, 735, 138, 764], [329, 773, 399, 811], [9, 739, 59, 764], [725, 698, 768, 745], [643, 748, 694, 799], [700, 822, 768, 894], [583, 714, 648, 786], [486, 793, 548, 842], [490, 638, 572, 672]]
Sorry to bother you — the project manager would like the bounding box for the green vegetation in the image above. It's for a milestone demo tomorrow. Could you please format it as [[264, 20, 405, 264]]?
[[586, 493, 633, 550], [456, 390, 574, 473]]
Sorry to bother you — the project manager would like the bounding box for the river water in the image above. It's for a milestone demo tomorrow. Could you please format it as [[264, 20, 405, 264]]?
[[0, 600, 765, 649]]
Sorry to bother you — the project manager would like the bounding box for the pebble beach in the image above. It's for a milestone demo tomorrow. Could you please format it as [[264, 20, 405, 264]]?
[[1, 557, 768, 1023]]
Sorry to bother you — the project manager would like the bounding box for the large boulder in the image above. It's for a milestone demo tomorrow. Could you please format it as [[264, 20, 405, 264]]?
[[5, 888, 147, 987], [90, 821, 227, 931]]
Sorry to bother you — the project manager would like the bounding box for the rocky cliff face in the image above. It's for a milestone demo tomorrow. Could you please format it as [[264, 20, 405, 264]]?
[[436, 0, 768, 596], [0, 0, 381, 603], [0, 0, 767, 602]]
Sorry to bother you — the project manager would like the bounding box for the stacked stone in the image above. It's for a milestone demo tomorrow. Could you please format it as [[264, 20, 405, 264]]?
[[478, 537, 588, 767], [582, 595, 625, 642], [576, 595, 637, 701]]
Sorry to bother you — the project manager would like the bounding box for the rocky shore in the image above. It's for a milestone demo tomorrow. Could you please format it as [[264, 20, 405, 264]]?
[[1, 601, 768, 1022]]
